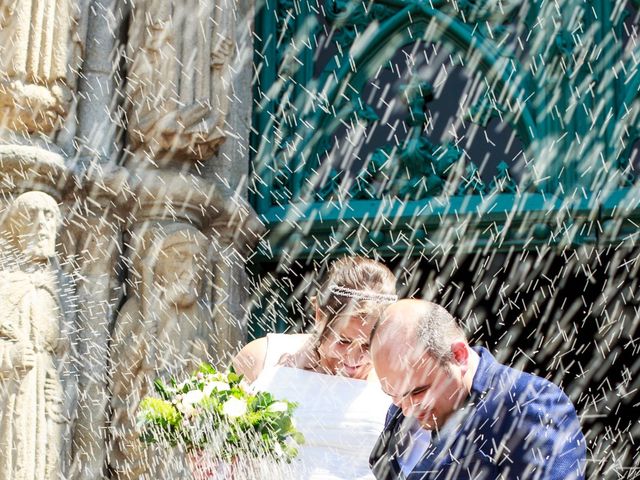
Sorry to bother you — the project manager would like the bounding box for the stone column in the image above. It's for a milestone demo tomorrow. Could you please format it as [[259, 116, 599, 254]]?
[[66, 172, 125, 480], [72, 0, 125, 168], [208, 211, 264, 364]]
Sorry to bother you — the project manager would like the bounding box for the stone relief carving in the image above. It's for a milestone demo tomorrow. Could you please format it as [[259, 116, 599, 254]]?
[[0, 191, 67, 480], [126, 0, 235, 161], [0, 0, 258, 477], [0, 0, 83, 134], [108, 223, 213, 479]]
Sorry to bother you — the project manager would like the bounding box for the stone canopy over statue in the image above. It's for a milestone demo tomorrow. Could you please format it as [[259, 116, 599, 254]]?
[[0, 191, 67, 480]]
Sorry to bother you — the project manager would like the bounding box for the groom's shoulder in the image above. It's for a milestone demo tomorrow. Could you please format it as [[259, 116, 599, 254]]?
[[492, 361, 574, 409], [481, 358, 581, 436], [383, 404, 402, 427]]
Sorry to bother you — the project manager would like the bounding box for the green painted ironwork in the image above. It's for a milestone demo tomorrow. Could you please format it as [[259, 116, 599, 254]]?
[[251, 0, 640, 260]]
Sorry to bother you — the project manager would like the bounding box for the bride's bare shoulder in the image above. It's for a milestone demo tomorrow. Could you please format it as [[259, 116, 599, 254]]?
[[232, 337, 269, 383], [233, 334, 312, 382]]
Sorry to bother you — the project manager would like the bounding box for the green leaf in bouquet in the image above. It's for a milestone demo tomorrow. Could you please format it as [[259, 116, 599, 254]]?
[[292, 431, 305, 445], [274, 415, 294, 434], [199, 395, 219, 411], [287, 401, 299, 414], [196, 363, 217, 375], [153, 378, 174, 401], [138, 397, 182, 428], [244, 411, 265, 427], [137, 397, 183, 447], [253, 391, 274, 410], [227, 371, 243, 385], [261, 432, 273, 447], [283, 444, 299, 460]]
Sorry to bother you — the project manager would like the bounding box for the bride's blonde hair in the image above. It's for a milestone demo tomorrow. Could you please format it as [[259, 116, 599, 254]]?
[[312, 256, 397, 346]]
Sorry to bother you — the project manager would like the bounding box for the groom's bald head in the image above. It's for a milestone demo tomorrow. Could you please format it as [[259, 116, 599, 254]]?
[[371, 300, 474, 430], [371, 299, 467, 367]]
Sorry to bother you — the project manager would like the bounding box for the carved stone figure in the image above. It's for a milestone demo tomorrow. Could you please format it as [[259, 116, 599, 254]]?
[[108, 223, 213, 479], [0, 191, 67, 480], [126, 0, 235, 161], [0, 0, 82, 134]]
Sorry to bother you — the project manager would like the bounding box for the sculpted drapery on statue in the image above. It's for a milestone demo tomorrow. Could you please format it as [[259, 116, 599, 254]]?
[[0, 0, 82, 134], [108, 223, 213, 479], [126, 0, 235, 161], [0, 191, 67, 480]]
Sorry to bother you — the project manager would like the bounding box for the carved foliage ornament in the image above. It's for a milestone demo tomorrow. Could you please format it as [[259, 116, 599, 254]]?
[[0, 0, 82, 134], [126, 0, 235, 160]]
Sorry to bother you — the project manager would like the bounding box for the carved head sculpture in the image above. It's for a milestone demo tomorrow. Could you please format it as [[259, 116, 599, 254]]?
[[132, 224, 209, 309], [2, 191, 62, 261]]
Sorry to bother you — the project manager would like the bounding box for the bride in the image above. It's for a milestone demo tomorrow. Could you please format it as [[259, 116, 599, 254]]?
[[233, 256, 398, 479]]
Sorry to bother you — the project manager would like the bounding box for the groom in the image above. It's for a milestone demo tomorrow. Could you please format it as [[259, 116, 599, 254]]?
[[369, 300, 586, 480]]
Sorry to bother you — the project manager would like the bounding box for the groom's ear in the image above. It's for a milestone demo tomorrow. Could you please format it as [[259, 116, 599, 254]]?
[[451, 341, 469, 369]]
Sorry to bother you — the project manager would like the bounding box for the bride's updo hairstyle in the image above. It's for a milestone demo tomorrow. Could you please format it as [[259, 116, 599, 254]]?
[[312, 256, 397, 347]]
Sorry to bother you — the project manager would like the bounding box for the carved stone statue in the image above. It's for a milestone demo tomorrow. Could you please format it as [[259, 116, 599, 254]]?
[[0, 0, 82, 134], [108, 223, 213, 479], [0, 191, 67, 480], [126, 0, 235, 161]]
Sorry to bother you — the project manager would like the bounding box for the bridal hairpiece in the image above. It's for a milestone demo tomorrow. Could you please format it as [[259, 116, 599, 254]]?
[[329, 285, 398, 303]]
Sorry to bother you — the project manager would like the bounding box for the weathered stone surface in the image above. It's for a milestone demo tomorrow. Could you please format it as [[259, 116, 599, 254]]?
[[67, 198, 123, 480], [0, 145, 69, 198], [0, 0, 258, 478]]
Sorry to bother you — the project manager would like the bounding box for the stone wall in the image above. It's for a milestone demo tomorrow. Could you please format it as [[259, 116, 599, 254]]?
[[0, 1, 259, 478]]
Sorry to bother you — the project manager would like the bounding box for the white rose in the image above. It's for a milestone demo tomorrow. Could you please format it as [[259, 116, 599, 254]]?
[[176, 380, 189, 390], [203, 381, 230, 397], [177, 403, 195, 417], [222, 397, 247, 418], [273, 442, 284, 457], [181, 389, 205, 407], [267, 401, 288, 413]]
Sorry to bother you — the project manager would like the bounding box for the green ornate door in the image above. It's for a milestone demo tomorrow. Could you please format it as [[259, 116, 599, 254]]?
[[252, 0, 640, 257]]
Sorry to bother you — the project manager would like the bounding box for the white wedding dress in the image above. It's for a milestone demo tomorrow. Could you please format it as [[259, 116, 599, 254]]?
[[252, 334, 391, 480]]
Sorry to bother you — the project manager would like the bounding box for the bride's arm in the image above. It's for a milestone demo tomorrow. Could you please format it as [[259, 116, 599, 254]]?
[[231, 337, 268, 383]]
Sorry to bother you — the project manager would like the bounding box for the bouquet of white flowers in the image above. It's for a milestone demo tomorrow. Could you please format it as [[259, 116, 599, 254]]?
[[137, 364, 304, 472]]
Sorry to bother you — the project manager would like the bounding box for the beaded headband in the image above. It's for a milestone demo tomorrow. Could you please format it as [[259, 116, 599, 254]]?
[[329, 285, 398, 304]]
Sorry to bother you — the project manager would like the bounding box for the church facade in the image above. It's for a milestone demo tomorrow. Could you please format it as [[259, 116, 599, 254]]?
[[0, 0, 638, 478]]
